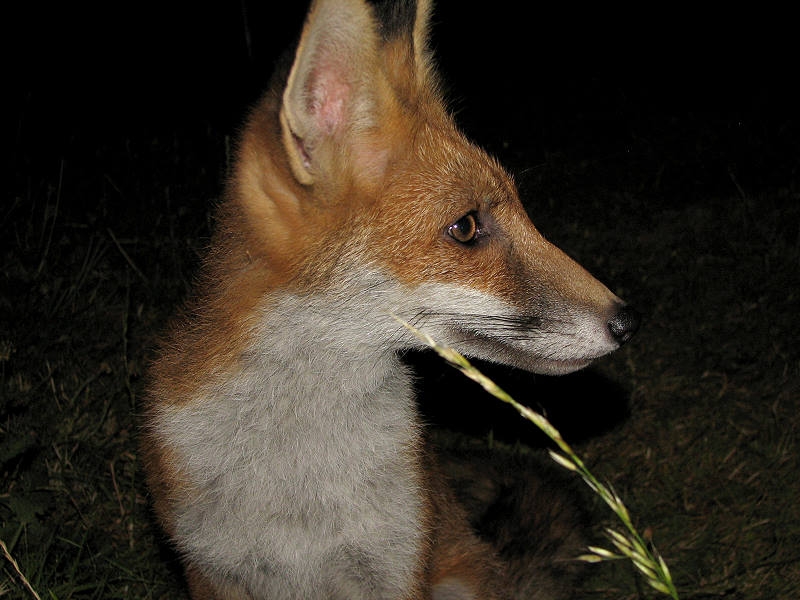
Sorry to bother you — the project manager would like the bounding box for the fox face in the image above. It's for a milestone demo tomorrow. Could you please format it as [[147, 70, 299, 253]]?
[[227, 0, 638, 378], [353, 126, 636, 375]]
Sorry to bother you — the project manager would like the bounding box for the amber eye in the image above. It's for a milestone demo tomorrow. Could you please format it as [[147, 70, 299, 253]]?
[[447, 213, 479, 244]]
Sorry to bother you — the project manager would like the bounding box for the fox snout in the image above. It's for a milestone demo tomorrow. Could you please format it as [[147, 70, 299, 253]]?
[[608, 304, 641, 345]]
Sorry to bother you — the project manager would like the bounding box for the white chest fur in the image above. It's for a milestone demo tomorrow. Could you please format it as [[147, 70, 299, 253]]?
[[152, 292, 426, 599]]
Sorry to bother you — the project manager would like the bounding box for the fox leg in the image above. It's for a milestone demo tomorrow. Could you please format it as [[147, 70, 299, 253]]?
[[426, 459, 507, 600]]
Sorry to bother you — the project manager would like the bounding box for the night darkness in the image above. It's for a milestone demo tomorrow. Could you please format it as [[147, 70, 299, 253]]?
[[14, 2, 798, 183]]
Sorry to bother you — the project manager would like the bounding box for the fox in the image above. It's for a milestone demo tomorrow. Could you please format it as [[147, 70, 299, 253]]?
[[141, 0, 640, 599]]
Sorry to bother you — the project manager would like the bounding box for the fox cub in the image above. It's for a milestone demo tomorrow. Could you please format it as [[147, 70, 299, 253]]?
[[142, 0, 640, 598]]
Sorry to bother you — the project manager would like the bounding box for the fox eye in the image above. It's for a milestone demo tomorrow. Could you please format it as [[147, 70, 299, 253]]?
[[447, 213, 479, 244]]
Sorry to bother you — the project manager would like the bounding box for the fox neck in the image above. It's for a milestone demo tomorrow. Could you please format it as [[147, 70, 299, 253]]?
[[181, 266, 427, 477], [156, 285, 427, 592], [249, 287, 416, 405]]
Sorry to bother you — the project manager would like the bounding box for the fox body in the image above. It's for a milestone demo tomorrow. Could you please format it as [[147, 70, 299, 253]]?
[[142, 0, 639, 598]]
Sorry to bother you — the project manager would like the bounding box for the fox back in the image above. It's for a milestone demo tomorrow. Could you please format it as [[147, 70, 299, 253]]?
[[142, 1, 639, 599]]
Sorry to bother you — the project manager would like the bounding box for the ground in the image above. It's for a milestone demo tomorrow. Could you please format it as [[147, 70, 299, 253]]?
[[3, 2, 799, 598]]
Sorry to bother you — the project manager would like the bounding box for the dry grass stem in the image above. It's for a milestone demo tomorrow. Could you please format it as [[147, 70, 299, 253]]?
[[396, 317, 679, 599], [1, 539, 42, 600]]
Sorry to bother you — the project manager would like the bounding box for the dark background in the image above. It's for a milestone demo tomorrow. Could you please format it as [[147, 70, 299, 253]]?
[[13, 1, 798, 200]]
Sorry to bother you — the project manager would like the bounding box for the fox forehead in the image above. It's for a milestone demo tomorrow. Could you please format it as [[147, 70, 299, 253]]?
[[378, 121, 520, 216]]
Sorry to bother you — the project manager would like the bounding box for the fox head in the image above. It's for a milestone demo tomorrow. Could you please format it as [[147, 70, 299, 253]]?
[[214, 0, 638, 376]]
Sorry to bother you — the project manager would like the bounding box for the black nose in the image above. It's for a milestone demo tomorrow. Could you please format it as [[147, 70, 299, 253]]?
[[608, 305, 641, 345]]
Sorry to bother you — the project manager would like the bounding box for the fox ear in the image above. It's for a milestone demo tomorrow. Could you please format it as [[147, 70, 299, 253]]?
[[371, 0, 436, 100], [412, 0, 435, 85], [279, 0, 380, 186]]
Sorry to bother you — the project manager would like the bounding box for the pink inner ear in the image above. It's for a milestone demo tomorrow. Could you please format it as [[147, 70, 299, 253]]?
[[307, 63, 351, 136]]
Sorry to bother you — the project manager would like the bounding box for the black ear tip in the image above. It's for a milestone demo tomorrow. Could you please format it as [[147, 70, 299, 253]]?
[[608, 305, 641, 345]]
